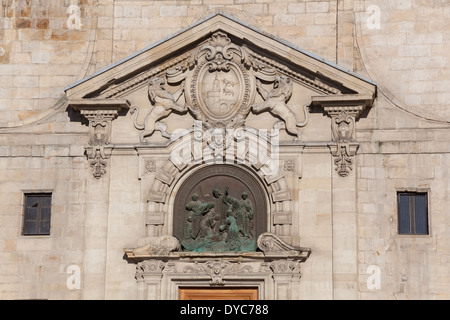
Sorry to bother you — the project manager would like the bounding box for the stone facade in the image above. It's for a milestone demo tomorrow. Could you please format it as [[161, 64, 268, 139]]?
[[0, 1, 449, 300]]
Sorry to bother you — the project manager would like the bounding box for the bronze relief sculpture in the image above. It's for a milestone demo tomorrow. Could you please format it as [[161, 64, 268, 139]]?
[[173, 165, 267, 252], [181, 187, 256, 252]]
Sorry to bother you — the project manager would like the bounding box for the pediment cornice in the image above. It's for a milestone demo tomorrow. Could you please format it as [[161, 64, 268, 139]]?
[[66, 11, 377, 179], [65, 11, 376, 101]]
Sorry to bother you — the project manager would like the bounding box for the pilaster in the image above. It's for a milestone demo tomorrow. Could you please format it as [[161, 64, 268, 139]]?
[[68, 99, 130, 299], [312, 94, 373, 299]]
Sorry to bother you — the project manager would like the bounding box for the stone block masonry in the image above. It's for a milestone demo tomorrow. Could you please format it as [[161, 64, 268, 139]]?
[[0, 0, 449, 300]]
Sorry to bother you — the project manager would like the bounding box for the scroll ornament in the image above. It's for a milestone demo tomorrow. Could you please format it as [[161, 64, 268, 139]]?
[[127, 232, 310, 259]]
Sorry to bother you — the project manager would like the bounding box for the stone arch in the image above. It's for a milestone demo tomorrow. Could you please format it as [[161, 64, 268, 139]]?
[[170, 163, 268, 251], [145, 129, 293, 238]]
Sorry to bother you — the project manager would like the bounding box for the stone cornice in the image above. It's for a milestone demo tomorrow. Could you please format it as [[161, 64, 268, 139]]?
[[311, 94, 375, 119], [124, 233, 311, 263], [68, 98, 131, 113]]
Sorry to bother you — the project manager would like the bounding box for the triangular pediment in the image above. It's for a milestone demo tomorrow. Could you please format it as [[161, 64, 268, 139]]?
[[65, 11, 378, 179], [66, 11, 376, 151], [66, 11, 375, 102]]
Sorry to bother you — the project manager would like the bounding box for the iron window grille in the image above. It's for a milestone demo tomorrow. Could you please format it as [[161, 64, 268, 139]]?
[[22, 193, 52, 236]]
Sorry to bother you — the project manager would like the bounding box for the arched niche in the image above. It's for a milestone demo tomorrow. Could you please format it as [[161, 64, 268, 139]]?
[[172, 164, 268, 252]]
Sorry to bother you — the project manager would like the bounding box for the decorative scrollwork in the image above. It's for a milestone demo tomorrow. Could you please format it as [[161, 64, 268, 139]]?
[[131, 235, 181, 256], [136, 260, 166, 274], [257, 232, 311, 258], [183, 260, 253, 286], [82, 110, 118, 179]]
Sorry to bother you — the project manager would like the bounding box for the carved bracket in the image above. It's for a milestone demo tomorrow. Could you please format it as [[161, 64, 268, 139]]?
[[68, 99, 130, 179], [328, 110, 358, 177], [328, 141, 359, 177], [312, 95, 374, 177]]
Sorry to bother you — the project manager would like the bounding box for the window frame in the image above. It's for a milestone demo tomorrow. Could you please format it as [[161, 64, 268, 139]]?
[[22, 193, 52, 236], [396, 190, 430, 236]]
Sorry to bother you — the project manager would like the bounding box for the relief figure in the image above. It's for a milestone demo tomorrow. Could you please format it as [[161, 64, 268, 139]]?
[[220, 210, 240, 248], [131, 77, 186, 141], [239, 192, 254, 238], [253, 75, 309, 139], [185, 193, 212, 239], [181, 187, 257, 252]]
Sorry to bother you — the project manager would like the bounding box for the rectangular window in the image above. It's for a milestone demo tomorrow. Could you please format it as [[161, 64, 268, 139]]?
[[23, 193, 52, 236], [397, 192, 429, 235]]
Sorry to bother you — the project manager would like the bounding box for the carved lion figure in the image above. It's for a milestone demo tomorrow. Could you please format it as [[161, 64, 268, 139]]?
[[131, 77, 186, 142], [252, 75, 309, 139]]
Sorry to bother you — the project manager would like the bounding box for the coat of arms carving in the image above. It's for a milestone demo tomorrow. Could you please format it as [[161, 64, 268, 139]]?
[[129, 31, 311, 141], [183, 31, 256, 129]]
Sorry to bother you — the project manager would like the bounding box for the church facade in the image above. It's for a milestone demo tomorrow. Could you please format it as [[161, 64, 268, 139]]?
[[0, 1, 449, 300]]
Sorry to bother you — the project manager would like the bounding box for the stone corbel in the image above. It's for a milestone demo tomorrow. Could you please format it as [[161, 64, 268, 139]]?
[[328, 110, 358, 177], [312, 95, 373, 177], [69, 99, 130, 179]]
